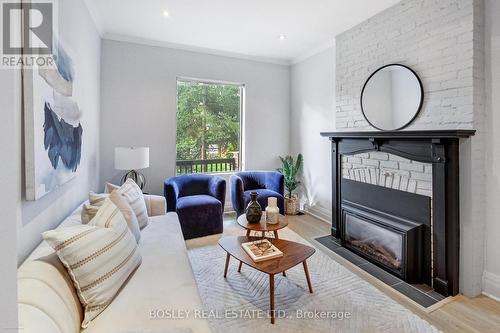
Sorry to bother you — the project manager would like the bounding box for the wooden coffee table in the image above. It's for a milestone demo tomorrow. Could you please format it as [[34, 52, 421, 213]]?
[[236, 214, 289, 274], [237, 213, 288, 239], [218, 236, 315, 324]]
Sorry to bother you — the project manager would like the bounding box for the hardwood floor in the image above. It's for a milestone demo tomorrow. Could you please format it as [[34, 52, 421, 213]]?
[[286, 213, 500, 333]]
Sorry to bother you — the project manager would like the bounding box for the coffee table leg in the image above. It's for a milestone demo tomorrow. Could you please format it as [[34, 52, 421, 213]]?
[[223, 253, 230, 278], [273, 231, 286, 277], [269, 274, 275, 324], [303, 260, 313, 293], [238, 261, 243, 272], [246, 229, 251, 237]]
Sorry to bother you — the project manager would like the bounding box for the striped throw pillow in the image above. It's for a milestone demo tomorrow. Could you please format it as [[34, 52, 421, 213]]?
[[81, 204, 99, 224], [103, 193, 141, 243], [105, 182, 119, 194], [43, 202, 142, 328], [114, 179, 149, 229], [89, 192, 108, 207]]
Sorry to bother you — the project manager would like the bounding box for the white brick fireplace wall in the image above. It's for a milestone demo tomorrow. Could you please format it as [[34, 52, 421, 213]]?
[[342, 152, 433, 197], [335, 0, 485, 296]]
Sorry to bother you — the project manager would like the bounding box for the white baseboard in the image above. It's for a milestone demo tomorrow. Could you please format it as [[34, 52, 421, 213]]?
[[305, 205, 332, 224], [482, 271, 500, 301]]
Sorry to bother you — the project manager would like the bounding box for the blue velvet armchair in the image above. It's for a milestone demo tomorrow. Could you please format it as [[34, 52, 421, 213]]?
[[230, 171, 285, 216], [164, 174, 226, 239]]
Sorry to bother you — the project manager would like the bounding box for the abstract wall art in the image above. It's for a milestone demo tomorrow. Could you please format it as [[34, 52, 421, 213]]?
[[24, 39, 83, 200]]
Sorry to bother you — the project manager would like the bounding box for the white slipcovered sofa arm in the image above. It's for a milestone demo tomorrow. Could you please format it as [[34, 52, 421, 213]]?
[[144, 195, 167, 217]]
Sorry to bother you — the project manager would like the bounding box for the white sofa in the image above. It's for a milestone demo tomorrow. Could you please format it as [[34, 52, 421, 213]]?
[[17, 195, 212, 333]]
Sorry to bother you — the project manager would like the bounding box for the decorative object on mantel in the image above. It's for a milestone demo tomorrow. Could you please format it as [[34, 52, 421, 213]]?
[[320, 130, 475, 297], [265, 197, 279, 224], [115, 147, 149, 190], [278, 154, 303, 215], [245, 192, 262, 223], [361, 64, 423, 131]]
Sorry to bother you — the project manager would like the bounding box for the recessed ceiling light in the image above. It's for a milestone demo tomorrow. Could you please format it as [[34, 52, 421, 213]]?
[[279, 34, 287, 40], [162, 10, 169, 17]]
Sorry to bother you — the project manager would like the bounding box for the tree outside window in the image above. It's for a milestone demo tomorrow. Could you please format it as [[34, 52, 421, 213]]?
[[176, 79, 243, 174]]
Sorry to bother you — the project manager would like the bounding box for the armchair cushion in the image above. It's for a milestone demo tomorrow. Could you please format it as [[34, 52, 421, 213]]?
[[177, 195, 221, 211]]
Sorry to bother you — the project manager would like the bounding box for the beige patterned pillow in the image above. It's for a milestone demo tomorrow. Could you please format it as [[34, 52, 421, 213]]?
[[113, 179, 149, 229], [89, 192, 108, 207], [81, 204, 99, 224], [108, 192, 141, 243], [43, 202, 142, 328]]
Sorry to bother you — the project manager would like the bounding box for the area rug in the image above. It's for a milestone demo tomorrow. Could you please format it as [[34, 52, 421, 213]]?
[[186, 222, 439, 333]]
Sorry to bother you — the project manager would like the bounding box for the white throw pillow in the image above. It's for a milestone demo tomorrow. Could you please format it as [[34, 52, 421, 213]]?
[[108, 192, 141, 243], [105, 182, 119, 194], [81, 204, 99, 224], [112, 179, 149, 229], [89, 192, 108, 207], [43, 202, 142, 328]]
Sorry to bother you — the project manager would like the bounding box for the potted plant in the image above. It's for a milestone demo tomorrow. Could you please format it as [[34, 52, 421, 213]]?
[[278, 154, 303, 215]]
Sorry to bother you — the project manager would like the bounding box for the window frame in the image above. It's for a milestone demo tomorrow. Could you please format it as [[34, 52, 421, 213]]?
[[175, 76, 245, 175]]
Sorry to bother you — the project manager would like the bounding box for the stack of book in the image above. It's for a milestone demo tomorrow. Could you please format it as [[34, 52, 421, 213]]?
[[241, 239, 283, 262]]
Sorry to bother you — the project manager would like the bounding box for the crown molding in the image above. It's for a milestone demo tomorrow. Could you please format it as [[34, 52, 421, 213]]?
[[291, 39, 335, 65], [83, 0, 104, 37], [102, 33, 292, 66]]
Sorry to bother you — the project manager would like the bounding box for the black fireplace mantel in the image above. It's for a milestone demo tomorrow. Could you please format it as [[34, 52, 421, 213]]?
[[320, 129, 475, 139], [321, 129, 475, 297]]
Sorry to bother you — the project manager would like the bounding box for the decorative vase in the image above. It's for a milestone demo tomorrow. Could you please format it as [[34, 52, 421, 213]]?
[[285, 195, 298, 215], [265, 197, 279, 224], [245, 192, 262, 223]]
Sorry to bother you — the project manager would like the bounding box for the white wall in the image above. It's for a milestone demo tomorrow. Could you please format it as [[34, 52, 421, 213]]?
[[100, 39, 290, 197], [483, 0, 500, 300], [17, 0, 102, 263], [290, 46, 335, 222], [0, 66, 22, 333]]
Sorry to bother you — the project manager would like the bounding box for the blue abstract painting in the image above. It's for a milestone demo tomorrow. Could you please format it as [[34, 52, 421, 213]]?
[[24, 39, 83, 200]]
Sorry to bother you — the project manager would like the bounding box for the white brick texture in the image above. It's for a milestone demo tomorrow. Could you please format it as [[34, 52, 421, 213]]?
[[342, 152, 433, 196], [335, 0, 486, 297], [336, 0, 476, 131]]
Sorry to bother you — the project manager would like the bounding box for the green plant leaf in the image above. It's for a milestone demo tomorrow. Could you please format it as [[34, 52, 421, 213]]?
[[278, 153, 304, 196]]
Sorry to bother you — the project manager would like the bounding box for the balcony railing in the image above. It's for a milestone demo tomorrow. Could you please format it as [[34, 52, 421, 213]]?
[[176, 158, 237, 174]]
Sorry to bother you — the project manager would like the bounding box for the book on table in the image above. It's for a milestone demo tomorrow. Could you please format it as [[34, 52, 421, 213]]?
[[241, 239, 284, 262]]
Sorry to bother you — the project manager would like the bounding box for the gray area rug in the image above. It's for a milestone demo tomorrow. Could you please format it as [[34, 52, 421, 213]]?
[[186, 223, 439, 333]]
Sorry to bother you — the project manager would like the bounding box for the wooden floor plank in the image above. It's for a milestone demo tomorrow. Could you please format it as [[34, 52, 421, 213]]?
[[285, 213, 500, 333]]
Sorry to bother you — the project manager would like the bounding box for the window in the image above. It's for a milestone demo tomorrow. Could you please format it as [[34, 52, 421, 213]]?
[[176, 78, 243, 174]]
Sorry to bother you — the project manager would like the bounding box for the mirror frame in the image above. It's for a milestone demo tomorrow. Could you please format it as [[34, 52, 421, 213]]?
[[360, 63, 424, 131]]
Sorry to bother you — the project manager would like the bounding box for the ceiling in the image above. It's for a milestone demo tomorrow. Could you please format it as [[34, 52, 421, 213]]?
[[84, 0, 401, 64]]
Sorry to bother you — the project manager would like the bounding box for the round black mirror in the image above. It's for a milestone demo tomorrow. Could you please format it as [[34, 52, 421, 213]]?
[[360, 64, 423, 131]]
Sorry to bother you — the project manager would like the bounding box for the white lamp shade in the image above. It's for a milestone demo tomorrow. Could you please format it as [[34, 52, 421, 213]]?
[[115, 147, 149, 170]]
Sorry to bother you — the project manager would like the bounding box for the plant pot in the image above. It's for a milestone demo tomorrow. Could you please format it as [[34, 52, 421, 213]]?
[[284, 195, 298, 215]]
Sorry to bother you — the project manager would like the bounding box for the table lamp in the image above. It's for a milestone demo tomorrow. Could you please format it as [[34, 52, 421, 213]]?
[[115, 147, 149, 190]]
